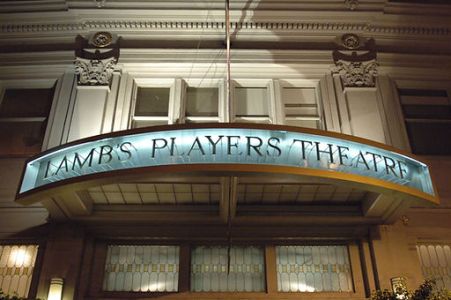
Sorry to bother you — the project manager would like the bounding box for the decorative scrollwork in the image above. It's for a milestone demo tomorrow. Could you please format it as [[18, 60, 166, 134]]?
[[332, 59, 378, 87], [74, 57, 116, 86]]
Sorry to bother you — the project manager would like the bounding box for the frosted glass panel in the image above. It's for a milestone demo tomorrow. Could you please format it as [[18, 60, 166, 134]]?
[[103, 245, 179, 292], [191, 246, 265, 292], [276, 245, 353, 292], [417, 244, 451, 289], [0, 245, 39, 298]]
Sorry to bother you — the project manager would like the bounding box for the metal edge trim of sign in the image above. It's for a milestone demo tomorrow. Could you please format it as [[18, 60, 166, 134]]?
[[14, 123, 440, 205], [15, 163, 439, 206]]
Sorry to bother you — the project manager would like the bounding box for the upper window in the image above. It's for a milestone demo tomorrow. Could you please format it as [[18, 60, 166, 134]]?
[[399, 88, 451, 155], [185, 87, 219, 123], [0, 245, 39, 298], [234, 87, 271, 124], [130, 80, 222, 128], [0, 88, 54, 157], [132, 87, 171, 128], [281, 87, 321, 129], [129, 79, 325, 129]]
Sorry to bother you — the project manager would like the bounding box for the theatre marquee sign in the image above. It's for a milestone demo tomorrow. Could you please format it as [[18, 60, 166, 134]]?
[[17, 125, 436, 203]]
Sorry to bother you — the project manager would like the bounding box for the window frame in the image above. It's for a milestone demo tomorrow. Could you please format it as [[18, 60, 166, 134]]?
[[129, 78, 177, 128], [394, 79, 451, 155], [130, 78, 226, 129], [231, 79, 274, 124], [0, 79, 57, 157], [275, 79, 325, 130], [181, 78, 226, 124], [230, 79, 325, 129], [128, 77, 328, 130]]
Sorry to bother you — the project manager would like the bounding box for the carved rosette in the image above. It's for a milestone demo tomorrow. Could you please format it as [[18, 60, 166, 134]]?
[[332, 59, 378, 88], [341, 33, 360, 49], [74, 56, 116, 86], [344, 0, 359, 10], [94, 0, 106, 8], [91, 31, 113, 47]]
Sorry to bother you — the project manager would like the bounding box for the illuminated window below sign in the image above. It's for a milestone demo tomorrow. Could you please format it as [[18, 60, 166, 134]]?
[[0, 245, 39, 298], [276, 245, 353, 292], [191, 246, 265, 292], [417, 244, 451, 289], [103, 245, 179, 292]]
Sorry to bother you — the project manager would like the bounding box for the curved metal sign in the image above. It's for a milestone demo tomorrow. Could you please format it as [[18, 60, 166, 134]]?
[[17, 125, 437, 203]]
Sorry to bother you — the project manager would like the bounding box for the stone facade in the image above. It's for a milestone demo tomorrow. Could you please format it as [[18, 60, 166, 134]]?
[[0, 1, 451, 299]]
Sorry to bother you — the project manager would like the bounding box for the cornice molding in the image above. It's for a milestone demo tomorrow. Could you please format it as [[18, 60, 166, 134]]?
[[1, 50, 451, 71], [1, 20, 450, 37], [0, 0, 385, 13], [6, 0, 451, 15]]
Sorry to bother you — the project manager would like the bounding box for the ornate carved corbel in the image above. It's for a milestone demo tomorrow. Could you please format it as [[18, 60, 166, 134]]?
[[74, 32, 120, 86], [74, 56, 116, 86], [332, 34, 378, 88], [332, 58, 378, 88]]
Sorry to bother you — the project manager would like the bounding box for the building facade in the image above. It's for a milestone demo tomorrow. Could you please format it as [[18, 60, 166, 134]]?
[[0, 1, 451, 299]]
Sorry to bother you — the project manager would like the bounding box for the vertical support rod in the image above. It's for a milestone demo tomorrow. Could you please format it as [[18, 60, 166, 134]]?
[[225, 0, 232, 275], [225, 0, 231, 120]]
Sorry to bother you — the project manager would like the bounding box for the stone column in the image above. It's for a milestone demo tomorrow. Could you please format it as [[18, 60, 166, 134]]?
[[331, 34, 388, 144], [67, 56, 117, 142], [35, 224, 85, 300], [66, 32, 120, 142]]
